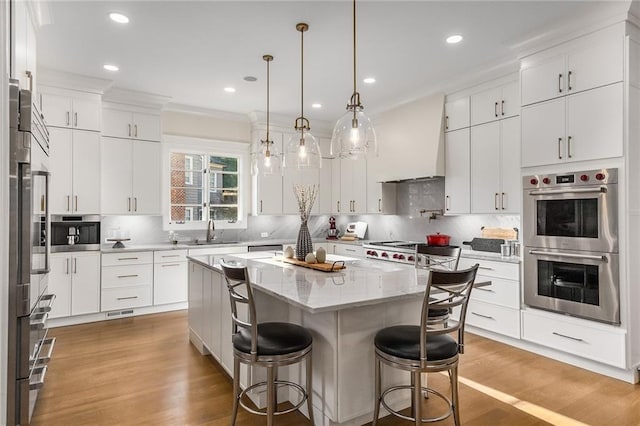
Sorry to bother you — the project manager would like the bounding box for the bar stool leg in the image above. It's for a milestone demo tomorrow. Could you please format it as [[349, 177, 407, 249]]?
[[372, 357, 381, 426], [306, 352, 315, 425], [267, 366, 275, 426], [413, 370, 422, 426], [230, 357, 240, 426], [450, 365, 460, 426]]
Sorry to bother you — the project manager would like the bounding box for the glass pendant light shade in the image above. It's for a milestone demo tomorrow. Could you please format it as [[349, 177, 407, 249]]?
[[331, 107, 377, 159], [251, 139, 281, 175], [283, 126, 322, 170]]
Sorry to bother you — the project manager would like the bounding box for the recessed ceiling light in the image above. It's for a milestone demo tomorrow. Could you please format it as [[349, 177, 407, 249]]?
[[446, 35, 463, 44], [243, 76, 257, 82], [363, 77, 376, 84], [224, 87, 236, 93], [103, 64, 119, 72], [311, 103, 322, 109], [109, 13, 129, 24]]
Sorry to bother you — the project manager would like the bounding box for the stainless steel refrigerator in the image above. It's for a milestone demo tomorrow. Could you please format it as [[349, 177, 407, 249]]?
[[7, 79, 55, 425]]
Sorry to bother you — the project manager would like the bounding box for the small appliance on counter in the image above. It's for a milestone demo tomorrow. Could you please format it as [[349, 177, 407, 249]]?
[[327, 216, 339, 240], [341, 221, 367, 241]]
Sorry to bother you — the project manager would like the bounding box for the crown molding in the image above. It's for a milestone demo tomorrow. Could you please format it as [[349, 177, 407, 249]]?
[[38, 68, 112, 94], [164, 103, 250, 122], [103, 87, 172, 110]]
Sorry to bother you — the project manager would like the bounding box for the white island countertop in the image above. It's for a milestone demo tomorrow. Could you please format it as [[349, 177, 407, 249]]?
[[188, 253, 486, 314]]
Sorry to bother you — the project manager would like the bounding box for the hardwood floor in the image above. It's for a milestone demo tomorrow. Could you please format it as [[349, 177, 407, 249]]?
[[32, 311, 640, 425]]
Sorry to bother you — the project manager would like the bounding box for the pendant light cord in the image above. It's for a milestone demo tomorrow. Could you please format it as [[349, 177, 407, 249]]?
[[353, 0, 357, 98], [266, 56, 271, 147], [301, 26, 304, 137]]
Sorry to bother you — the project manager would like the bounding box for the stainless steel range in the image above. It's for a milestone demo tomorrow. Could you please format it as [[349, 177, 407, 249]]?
[[363, 241, 421, 264]]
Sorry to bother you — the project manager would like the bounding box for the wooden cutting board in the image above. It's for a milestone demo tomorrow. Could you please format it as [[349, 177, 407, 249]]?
[[480, 227, 518, 240], [281, 257, 346, 272]]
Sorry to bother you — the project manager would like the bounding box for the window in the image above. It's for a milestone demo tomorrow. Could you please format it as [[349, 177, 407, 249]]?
[[165, 135, 247, 230]]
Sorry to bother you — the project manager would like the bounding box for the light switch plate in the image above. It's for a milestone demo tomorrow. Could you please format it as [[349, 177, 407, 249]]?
[[261, 232, 269, 238]]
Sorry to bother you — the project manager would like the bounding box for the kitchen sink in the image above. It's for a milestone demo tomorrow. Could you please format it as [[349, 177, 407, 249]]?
[[186, 240, 240, 246]]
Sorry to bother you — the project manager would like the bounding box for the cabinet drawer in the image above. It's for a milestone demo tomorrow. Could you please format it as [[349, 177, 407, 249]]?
[[522, 309, 626, 368], [458, 257, 519, 280], [462, 300, 521, 339], [102, 251, 153, 266], [472, 276, 520, 309], [101, 285, 152, 311], [332, 244, 364, 257], [154, 250, 188, 264], [154, 261, 188, 305], [187, 246, 247, 256], [102, 264, 152, 288]]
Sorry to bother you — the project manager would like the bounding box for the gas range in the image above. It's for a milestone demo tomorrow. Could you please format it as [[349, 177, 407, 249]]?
[[363, 241, 421, 264]]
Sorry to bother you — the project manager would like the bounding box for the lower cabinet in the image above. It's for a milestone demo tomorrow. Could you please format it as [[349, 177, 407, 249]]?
[[330, 242, 365, 257], [101, 251, 153, 311], [455, 257, 521, 338], [153, 250, 188, 305], [49, 252, 101, 318], [521, 309, 626, 368]]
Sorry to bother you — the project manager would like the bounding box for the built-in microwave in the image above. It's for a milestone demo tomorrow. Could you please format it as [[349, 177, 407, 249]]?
[[50, 215, 101, 252]]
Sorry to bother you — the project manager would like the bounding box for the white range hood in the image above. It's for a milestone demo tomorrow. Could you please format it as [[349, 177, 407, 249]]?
[[369, 93, 445, 182]]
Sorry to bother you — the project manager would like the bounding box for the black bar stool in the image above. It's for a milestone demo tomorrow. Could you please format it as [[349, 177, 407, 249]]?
[[372, 264, 479, 426], [415, 245, 462, 325], [220, 260, 315, 425]]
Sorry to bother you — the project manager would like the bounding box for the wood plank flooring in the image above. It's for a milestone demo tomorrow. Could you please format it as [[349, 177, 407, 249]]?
[[31, 311, 640, 425]]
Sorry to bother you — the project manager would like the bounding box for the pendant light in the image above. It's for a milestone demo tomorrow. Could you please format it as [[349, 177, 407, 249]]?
[[283, 23, 322, 171], [330, 0, 377, 159], [252, 54, 281, 176]]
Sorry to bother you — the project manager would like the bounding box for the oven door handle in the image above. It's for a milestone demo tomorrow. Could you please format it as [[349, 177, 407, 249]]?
[[528, 187, 607, 196], [528, 250, 607, 262]]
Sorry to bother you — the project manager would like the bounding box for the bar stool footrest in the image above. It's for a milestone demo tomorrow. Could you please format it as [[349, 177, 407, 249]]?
[[380, 384, 453, 423], [239, 379, 308, 416]]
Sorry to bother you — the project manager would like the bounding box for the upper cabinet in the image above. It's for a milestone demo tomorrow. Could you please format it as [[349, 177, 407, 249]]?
[[470, 81, 519, 126], [520, 25, 624, 107], [444, 97, 470, 132], [103, 104, 161, 142], [40, 87, 102, 131], [444, 128, 470, 214], [251, 130, 283, 215], [12, 0, 37, 93]]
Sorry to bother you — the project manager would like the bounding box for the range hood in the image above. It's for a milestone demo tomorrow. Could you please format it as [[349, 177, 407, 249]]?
[[368, 93, 445, 182]]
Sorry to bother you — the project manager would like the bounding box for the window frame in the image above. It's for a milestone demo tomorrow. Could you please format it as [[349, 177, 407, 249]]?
[[163, 135, 249, 231], [184, 156, 193, 185]]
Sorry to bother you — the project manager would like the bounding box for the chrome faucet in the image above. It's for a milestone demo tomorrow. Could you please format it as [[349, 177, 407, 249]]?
[[206, 219, 215, 242]]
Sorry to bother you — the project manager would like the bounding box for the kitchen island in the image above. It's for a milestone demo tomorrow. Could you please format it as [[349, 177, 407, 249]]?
[[187, 251, 451, 426]]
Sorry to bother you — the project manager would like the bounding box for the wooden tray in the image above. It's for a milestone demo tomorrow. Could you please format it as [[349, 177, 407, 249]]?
[[281, 257, 346, 272], [480, 227, 518, 240]]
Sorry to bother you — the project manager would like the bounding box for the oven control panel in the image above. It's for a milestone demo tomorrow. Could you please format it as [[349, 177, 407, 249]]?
[[523, 168, 617, 189]]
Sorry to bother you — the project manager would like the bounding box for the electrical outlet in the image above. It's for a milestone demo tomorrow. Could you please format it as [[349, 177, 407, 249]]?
[[261, 232, 269, 238]]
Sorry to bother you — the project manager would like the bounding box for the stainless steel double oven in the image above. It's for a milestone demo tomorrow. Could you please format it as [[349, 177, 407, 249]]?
[[523, 168, 619, 324]]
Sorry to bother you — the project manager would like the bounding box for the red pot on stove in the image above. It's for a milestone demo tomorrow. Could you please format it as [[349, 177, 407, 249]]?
[[426, 233, 451, 246]]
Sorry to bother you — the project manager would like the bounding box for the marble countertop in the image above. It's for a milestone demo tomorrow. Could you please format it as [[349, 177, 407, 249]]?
[[188, 252, 468, 314], [460, 249, 521, 264]]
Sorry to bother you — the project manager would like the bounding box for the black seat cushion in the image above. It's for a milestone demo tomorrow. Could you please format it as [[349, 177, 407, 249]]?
[[233, 322, 312, 356], [374, 325, 458, 361], [428, 308, 449, 318]]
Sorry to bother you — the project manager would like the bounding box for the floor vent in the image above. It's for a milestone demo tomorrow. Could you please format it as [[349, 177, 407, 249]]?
[[106, 309, 135, 318]]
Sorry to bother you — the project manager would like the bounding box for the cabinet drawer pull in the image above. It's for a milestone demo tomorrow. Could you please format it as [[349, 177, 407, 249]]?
[[73, 258, 77, 274], [74, 112, 78, 127], [161, 255, 181, 258], [66, 111, 70, 126], [475, 287, 494, 293], [378, 198, 382, 212], [501, 99, 505, 116], [128, 197, 131, 212], [494, 193, 499, 210], [567, 71, 573, 91], [134, 197, 138, 212], [26, 70, 33, 91], [345, 248, 356, 252], [567, 136, 573, 159], [471, 312, 495, 320], [558, 73, 563, 93], [161, 263, 181, 267], [74, 195, 78, 212], [494, 101, 498, 117], [67, 195, 70, 211], [134, 124, 138, 138], [128, 124, 132, 137], [445, 195, 450, 211], [558, 137, 563, 160], [117, 274, 139, 278], [117, 296, 139, 301], [117, 257, 139, 261], [552, 331, 583, 342], [478, 266, 494, 271], [501, 192, 505, 210], [66, 258, 69, 275], [337, 200, 340, 212], [260, 200, 263, 213], [445, 115, 449, 130]]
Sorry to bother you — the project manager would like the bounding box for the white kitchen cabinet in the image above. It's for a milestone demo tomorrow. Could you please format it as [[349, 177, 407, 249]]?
[[444, 128, 470, 214], [49, 252, 101, 318], [366, 181, 397, 215], [470, 80, 519, 126], [40, 88, 102, 131], [188, 262, 205, 343], [444, 97, 469, 132], [153, 250, 188, 305], [252, 130, 283, 215], [470, 117, 520, 213], [103, 106, 161, 142], [330, 243, 365, 257], [49, 127, 101, 214], [520, 25, 624, 106], [12, 0, 37, 94], [318, 158, 333, 214], [338, 159, 367, 214], [101, 251, 153, 311], [101, 138, 161, 215], [521, 83, 623, 167]]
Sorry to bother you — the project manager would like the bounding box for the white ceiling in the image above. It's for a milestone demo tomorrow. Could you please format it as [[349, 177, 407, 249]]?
[[37, 1, 630, 124]]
